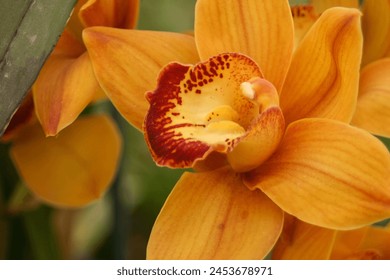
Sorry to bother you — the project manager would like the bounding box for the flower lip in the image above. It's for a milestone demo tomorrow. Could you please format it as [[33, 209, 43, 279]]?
[[144, 53, 265, 168], [144, 52, 285, 171]]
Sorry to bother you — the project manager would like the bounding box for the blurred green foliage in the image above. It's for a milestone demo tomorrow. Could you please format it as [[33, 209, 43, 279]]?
[[138, 0, 196, 32]]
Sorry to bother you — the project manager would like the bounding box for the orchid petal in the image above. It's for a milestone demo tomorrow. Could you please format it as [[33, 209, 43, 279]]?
[[331, 225, 390, 259], [330, 227, 369, 259], [80, 0, 139, 29], [273, 218, 336, 260], [147, 167, 284, 260], [245, 118, 390, 229], [33, 52, 104, 136], [361, 0, 390, 65], [195, 0, 294, 92], [10, 115, 122, 207], [66, 0, 89, 43], [227, 106, 285, 172], [356, 226, 390, 259], [351, 58, 390, 138], [309, 0, 359, 14], [83, 28, 200, 130], [52, 29, 85, 57], [144, 53, 263, 168], [280, 7, 362, 124]]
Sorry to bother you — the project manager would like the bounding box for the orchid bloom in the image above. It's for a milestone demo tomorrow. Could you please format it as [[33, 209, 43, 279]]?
[[1, 94, 122, 207], [273, 216, 390, 260], [33, 0, 139, 136], [83, 0, 390, 259], [292, 0, 390, 138]]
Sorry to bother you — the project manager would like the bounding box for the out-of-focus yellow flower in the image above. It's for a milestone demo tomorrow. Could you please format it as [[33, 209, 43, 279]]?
[[292, 0, 390, 138], [33, 0, 139, 136], [1, 96, 122, 207], [83, 0, 390, 259], [273, 216, 390, 260], [291, 0, 358, 48], [0, 0, 130, 208]]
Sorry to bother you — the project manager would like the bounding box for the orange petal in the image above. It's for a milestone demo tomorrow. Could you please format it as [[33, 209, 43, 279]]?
[[147, 167, 284, 260], [361, 0, 390, 65], [310, 0, 359, 14], [144, 53, 263, 169], [227, 106, 285, 173], [273, 218, 336, 260], [52, 29, 86, 57], [10, 115, 122, 207], [79, 0, 139, 29], [357, 225, 390, 259], [351, 58, 390, 138], [33, 52, 103, 136], [330, 227, 370, 259], [291, 5, 318, 49], [83, 27, 200, 130], [195, 0, 294, 92], [331, 225, 390, 259], [244, 118, 390, 229], [292, 1, 359, 49], [66, 0, 89, 44], [280, 7, 362, 124]]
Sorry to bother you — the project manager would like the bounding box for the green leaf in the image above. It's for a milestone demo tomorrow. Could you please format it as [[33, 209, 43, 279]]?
[[378, 136, 390, 151], [289, 0, 309, 5], [23, 206, 60, 259], [0, 0, 77, 136]]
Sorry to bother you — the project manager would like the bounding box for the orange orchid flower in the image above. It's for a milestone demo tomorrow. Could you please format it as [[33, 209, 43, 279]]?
[[273, 216, 390, 260], [292, 0, 390, 138], [33, 0, 139, 136], [83, 0, 390, 259], [2, 94, 122, 208]]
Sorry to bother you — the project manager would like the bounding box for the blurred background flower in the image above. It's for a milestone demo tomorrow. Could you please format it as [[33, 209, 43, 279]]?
[[33, 0, 139, 136], [290, 0, 390, 138]]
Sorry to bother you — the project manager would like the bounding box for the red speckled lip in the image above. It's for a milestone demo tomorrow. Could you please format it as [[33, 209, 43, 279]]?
[[144, 53, 264, 168]]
